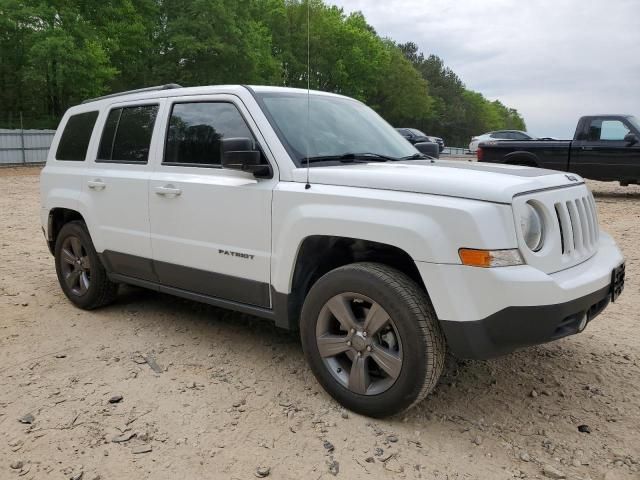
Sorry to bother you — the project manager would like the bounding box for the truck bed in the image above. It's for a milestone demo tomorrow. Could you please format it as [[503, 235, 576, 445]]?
[[478, 140, 572, 172]]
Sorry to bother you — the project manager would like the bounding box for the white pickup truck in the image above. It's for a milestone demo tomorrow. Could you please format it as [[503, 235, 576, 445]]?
[[40, 84, 625, 417]]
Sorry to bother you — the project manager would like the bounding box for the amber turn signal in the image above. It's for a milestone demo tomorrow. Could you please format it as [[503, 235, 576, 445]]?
[[459, 249, 491, 267], [459, 248, 524, 268]]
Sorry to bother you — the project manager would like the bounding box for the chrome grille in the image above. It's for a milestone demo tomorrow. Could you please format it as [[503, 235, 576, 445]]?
[[554, 193, 598, 256]]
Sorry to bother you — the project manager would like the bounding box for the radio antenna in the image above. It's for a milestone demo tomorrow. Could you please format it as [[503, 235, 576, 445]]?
[[305, 0, 311, 190]]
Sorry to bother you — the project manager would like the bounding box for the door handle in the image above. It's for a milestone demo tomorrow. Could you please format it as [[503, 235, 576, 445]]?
[[87, 179, 106, 190], [581, 146, 594, 151], [154, 185, 182, 197]]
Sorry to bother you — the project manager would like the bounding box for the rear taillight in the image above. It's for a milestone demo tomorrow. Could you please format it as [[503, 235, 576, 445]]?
[[476, 146, 483, 161]]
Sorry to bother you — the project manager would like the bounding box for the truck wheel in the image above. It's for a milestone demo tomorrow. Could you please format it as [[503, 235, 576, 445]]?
[[508, 159, 537, 168], [300, 262, 445, 417], [54, 220, 118, 310]]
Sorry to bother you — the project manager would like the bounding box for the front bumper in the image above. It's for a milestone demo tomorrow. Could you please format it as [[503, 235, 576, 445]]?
[[440, 283, 614, 359], [417, 232, 624, 359]]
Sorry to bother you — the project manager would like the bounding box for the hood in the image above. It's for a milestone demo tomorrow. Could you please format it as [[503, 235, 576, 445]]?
[[291, 160, 583, 204]]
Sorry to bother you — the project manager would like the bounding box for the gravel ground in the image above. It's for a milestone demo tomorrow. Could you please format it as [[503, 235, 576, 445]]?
[[0, 166, 639, 480]]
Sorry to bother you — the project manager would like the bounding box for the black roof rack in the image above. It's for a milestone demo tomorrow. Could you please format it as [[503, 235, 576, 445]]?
[[81, 84, 183, 104]]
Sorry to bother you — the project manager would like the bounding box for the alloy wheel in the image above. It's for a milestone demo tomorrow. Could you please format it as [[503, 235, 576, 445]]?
[[315, 292, 403, 395], [59, 235, 91, 296]]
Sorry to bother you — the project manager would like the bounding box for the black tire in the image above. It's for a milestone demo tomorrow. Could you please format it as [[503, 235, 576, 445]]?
[[54, 220, 118, 309], [300, 262, 445, 417], [507, 159, 537, 168]]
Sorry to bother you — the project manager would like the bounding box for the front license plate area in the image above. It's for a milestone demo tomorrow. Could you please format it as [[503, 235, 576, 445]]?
[[611, 263, 625, 302]]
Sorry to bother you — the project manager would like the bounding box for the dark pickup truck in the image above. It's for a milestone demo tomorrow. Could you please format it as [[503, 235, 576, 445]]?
[[477, 115, 640, 185]]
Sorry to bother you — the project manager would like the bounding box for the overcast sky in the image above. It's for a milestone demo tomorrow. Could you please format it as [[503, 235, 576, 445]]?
[[331, 0, 640, 140]]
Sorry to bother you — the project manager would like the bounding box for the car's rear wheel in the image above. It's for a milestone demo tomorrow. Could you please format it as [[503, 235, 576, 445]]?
[[300, 262, 445, 417], [54, 221, 118, 309]]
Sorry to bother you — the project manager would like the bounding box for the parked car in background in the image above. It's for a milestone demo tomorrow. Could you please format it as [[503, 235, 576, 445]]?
[[469, 130, 534, 152], [397, 128, 445, 152], [477, 115, 640, 186]]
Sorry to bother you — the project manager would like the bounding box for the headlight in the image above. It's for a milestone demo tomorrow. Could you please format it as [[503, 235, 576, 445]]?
[[520, 202, 544, 251]]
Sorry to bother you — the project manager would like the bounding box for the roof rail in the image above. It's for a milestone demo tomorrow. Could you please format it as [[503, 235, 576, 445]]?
[[81, 84, 183, 104]]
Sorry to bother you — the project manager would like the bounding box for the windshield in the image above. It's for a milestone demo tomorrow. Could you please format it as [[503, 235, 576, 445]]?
[[256, 92, 417, 165], [408, 128, 427, 137], [628, 116, 640, 132]]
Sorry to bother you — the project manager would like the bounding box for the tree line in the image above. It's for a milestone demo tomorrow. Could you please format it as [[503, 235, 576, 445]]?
[[0, 0, 526, 146]]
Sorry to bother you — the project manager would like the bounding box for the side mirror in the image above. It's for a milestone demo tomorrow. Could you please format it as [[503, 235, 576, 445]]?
[[221, 137, 273, 178], [414, 141, 439, 159], [624, 133, 638, 146]]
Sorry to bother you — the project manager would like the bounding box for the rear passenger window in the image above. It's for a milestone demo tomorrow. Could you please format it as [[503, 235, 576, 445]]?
[[164, 102, 257, 166], [97, 105, 159, 163], [56, 111, 99, 161]]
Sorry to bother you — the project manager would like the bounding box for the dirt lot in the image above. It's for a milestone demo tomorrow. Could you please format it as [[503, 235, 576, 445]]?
[[1, 166, 638, 480]]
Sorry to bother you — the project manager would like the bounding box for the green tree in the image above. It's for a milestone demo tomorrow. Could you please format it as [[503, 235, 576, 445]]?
[[0, 0, 526, 143], [0, 0, 116, 122], [156, 0, 279, 85], [369, 42, 433, 127]]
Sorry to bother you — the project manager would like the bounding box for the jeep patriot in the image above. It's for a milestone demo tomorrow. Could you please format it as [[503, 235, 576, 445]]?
[[40, 84, 625, 416]]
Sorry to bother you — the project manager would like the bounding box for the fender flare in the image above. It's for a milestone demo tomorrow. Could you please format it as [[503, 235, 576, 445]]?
[[503, 151, 539, 167]]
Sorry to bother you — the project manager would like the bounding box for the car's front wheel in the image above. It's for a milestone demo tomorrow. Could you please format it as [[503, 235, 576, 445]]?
[[54, 220, 118, 309], [300, 262, 445, 417]]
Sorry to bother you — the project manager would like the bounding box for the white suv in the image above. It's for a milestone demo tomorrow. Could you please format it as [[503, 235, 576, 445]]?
[[40, 84, 625, 417]]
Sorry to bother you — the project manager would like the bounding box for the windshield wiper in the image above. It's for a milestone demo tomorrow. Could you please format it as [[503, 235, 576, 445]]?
[[301, 152, 397, 164], [400, 152, 434, 160]]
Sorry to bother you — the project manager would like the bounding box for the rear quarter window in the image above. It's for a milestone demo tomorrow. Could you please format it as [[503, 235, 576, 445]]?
[[55, 111, 99, 161], [97, 105, 159, 163]]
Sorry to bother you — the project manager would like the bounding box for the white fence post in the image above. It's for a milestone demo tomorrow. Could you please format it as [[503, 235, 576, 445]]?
[[20, 112, 26, 165]]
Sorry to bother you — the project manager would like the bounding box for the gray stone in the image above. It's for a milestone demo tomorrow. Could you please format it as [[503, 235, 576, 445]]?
[[111, 432, 135, 443], [577, 424, 591, 433], [255, 466, 270, 478], [145, 354, 163, 373], [132, 445, 152, 454], [18, 413, 34, 424], [542, 464, 566, 479]]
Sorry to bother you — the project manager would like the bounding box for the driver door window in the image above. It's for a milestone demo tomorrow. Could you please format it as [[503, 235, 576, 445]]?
[[600, 120, 630, 141], [588, 119, 630, 141], [164, 102, 261, 167]]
